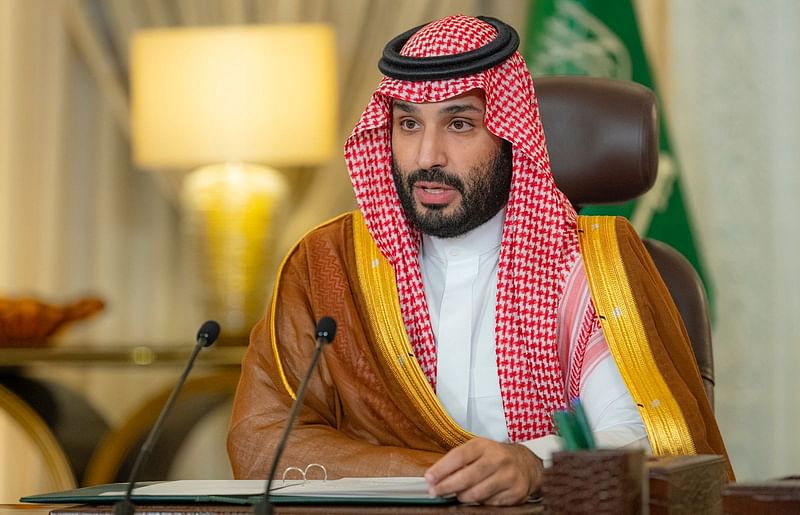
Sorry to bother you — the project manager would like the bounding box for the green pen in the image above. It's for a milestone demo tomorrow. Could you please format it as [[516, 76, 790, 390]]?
[[553, 410, 580, 450], [571, 397, 596, 450]]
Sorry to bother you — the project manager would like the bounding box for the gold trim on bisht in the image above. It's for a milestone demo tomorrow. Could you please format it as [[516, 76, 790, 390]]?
[[270, 212, 352, 400], [352, 211, 473, 448], [578, 215, 697, 456]]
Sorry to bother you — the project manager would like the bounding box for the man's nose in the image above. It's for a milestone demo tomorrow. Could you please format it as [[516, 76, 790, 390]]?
[[416, 129, 447, 170]]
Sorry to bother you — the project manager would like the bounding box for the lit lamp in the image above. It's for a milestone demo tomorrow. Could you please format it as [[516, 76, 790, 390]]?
[[130, 25, 337, 338]]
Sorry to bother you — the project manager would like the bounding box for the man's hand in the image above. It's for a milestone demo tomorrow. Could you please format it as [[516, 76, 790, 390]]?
[[423, 438, 544, 506]]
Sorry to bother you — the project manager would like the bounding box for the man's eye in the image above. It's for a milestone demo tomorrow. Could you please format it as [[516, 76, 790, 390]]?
[[399, 119, 419, 130], [451, 120, 472, 131]]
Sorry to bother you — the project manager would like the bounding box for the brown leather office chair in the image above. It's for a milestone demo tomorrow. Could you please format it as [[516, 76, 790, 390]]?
[[535, 76, 715, 408]]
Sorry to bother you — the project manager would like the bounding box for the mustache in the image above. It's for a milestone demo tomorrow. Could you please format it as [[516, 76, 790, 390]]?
[[406, 167, 465, 193]]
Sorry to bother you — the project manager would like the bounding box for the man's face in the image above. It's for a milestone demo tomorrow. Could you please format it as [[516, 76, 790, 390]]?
[[391, 90, 512, 238]]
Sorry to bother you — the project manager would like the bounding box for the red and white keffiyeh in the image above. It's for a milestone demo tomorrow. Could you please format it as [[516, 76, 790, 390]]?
[[344, 15, 582, 441]]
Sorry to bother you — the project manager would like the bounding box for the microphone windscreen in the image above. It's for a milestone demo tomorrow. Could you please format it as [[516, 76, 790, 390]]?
[[315, 316, 337, 343], [197, 320, 221, 346]]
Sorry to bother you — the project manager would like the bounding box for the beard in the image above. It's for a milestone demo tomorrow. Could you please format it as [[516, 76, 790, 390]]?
[[391, 140, 513, 238]]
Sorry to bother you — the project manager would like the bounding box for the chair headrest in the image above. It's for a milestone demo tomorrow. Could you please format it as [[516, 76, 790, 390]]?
[[535, 76, 659, 206]]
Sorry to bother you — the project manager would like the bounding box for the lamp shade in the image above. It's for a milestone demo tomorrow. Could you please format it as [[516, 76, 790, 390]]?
[[131, 25, 337, 169]]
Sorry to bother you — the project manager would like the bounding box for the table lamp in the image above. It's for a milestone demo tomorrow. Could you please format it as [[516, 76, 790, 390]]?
[[130, 25, 337, 338]]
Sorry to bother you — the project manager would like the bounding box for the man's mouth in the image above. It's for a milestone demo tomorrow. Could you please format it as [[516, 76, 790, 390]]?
[[413, 181, 459, 205]]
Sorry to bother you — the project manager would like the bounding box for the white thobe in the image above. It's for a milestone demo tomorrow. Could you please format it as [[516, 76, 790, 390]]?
[[419, 209, 650, 466]]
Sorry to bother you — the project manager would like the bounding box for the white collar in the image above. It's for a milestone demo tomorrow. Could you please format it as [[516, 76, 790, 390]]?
[[421, 207, 506, 261]]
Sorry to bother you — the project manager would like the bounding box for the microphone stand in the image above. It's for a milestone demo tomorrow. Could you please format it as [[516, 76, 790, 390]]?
[[114, 321, 220, 515], [254, 317, 336, 515]]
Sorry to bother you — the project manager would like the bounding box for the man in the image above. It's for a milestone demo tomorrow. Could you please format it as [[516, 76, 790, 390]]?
[[228, 15, 731, 506]]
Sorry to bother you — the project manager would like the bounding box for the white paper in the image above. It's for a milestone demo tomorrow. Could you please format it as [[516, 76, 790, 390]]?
[[98, 480, 265, 497], [99, 478, 439, 500], [270, 477, 436, 498]]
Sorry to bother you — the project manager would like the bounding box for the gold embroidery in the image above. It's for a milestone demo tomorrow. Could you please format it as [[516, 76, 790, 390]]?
[[578, 216, 696, 455], [351, 211, 472, 448]]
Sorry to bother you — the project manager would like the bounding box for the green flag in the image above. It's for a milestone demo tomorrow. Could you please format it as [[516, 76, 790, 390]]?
[[524, 0, 711, 299]]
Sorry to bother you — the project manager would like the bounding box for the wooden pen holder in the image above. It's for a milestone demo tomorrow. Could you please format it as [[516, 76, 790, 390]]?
[[647, 454, 725, 514], [542, 449, 645, 514]]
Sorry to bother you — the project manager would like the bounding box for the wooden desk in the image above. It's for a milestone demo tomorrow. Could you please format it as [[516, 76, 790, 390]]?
[[722, 479, 800, 514], [0, 505, 62, 515], [9, 479, 800, 514], [44, 504, 542, 515]]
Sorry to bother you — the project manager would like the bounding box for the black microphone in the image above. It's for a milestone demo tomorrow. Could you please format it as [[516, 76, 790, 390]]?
[[113, 320, 221, 515], [254, 316, 337, 515]]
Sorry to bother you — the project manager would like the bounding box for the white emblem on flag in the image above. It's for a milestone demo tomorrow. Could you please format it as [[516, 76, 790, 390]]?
[[530, 0, 632, 79]]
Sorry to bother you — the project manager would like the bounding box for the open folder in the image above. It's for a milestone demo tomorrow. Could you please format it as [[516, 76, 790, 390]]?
[[21, 478, 456, 505]]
